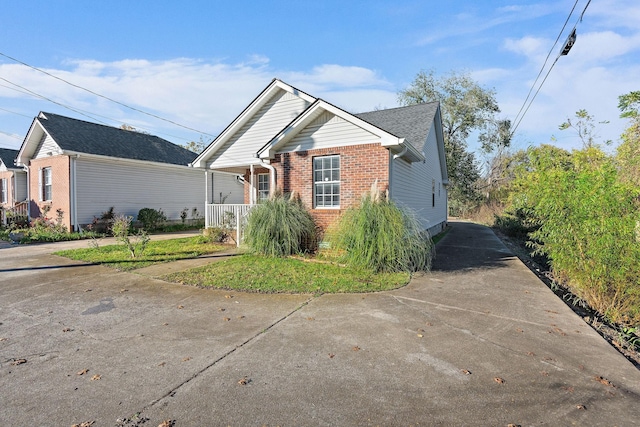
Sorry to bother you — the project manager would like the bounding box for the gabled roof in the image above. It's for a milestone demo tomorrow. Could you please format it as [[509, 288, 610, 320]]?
[[257, 98, 427, 162], [18, 112, 196, 166], [355, 102, 440, 152], [0, 148, 19, 170], [191, 79, 316, 168]]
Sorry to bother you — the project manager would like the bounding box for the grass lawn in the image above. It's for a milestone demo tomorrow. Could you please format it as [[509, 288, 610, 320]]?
[[54, 236, 228, 271], [162, 254, 411, 294]]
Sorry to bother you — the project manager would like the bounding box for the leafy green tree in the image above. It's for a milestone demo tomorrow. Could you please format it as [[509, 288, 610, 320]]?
[[556, 109, 610, 148], [182, 136, 208, 154], [398, 69, 508, 215], [617, 91, 640, 187]]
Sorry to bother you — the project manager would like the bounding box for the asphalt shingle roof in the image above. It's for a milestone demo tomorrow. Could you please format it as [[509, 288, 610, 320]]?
[[0, 148, 19, 169], [37, 112, 197, 166], [355, 102, 440, 151]]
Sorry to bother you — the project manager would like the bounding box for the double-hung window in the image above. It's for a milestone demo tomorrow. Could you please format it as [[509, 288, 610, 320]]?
[[314, 155, 340, 208], [0, 178, 7, 204], [42, 167, 52, 201], [257, 173, 270, 202]]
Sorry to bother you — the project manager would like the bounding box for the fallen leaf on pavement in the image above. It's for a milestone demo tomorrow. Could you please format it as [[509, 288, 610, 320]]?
[[177, 305, 184, 309], [595, 376, 615, 387], [417, 334, 424, 338], [62, 327, 73, 332], [461, 369, 471, 375], [306, 317, 314, 320], [328, 353, 335, 358], [158, 362, 166, 367], [158, 421, 174, 427], [494, 377, 505, 384], [526, 351, 535, 356], [225, 295, 233, 299], [90, 374, 101, 381], [0, 338, 6, 342], [72, 421, 95, 427], [576, 404, 587, 410], [77, 369, 89, 376], [223, 317, 231, 321], [11, 359, 26, 365], [182, 357, 191, 362], [352, 346, 360, 351], [238, 376, 250, 385], [120, 289, 128, 293]]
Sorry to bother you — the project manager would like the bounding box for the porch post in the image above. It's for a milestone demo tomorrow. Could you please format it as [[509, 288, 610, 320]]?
[[249, 164, 255, 205], [204, 170, 211, 228]]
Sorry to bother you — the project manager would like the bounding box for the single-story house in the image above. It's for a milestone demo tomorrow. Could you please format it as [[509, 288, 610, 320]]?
[[15, 112, 243, 231], [191, 79, 448, 236], [0, 148, 28, 224]]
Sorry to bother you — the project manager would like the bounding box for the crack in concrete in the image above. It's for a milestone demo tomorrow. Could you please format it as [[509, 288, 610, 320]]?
[[140, 295, 318, 412]]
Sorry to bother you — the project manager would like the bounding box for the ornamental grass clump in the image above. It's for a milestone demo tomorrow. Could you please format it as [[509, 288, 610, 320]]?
[[329, 191, 433, 273], [244, 192, 317, 257]]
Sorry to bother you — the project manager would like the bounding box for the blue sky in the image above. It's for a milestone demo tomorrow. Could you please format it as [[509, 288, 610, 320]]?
[[1, 0, 639, 160]]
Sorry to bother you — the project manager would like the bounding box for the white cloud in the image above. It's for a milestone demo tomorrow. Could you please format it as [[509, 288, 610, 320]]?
[[0, 59, 399, 149]]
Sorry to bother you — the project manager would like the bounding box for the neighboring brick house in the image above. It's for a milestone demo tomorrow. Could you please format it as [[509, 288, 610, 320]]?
[[192, 79, 448, 236], [0, 148, 28, 223], [15, 112, 242, 231]]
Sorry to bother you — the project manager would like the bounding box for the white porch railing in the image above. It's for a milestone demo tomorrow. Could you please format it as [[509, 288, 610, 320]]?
[[205, 204, 255, 246]]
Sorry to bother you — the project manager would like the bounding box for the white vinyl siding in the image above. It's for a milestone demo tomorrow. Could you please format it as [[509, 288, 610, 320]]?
[[210, 172, 244, 204], [314, 155, 340, 208], [257, 173, 270, 201], [33, 134, 62, 159], [389, 124, 447, 233], [279, 112, 378, 153], [15, 172, 27, 202], [208, 89, 310, 169], [74, 157, 204, 226]]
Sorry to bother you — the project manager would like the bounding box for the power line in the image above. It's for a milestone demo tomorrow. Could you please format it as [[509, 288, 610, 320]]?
[[0, 76, 112, 126], [0, 51, 215, 137], [510, 0, 592, 137], [0, 106, 32, 118], [0, 77, 200, 143]]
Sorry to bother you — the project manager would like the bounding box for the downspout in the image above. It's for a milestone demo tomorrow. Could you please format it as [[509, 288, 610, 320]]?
[[70, 155, 78, 231], [392, 145, 408, 160], [258, 158, 276, 197]]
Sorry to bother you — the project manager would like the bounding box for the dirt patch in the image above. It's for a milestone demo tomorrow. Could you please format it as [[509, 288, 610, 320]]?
[[493, 228, 640, 369]]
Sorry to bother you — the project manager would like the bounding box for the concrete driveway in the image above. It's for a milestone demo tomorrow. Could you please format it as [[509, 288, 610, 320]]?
[[1, 222, 638, 426]]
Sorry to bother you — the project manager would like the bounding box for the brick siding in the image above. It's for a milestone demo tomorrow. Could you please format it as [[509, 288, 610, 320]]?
[[244, 143, 390, 231], [29, 155, 72, 230]]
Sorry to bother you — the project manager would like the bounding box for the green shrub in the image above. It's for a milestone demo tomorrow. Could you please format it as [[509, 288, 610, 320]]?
[[111, 214, 150, 258], [509, 146, 640, 326], [328, 193, 433, 273], [244, 192, 317, 256], [137, 208, 167, 231], [203, 226, 229, 243]]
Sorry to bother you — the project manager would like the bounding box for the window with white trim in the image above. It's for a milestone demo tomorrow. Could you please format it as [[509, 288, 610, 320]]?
[[0, 178, 7, 204], [42, 167, 52, 201], [257, 173, 270, 202], [314, 155, 340, 208]]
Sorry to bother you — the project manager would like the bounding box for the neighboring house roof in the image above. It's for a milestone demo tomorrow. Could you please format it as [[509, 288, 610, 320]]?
[[0, 148, 19, 170], [18, 112, 196, 166], [355, 102, 440, 152]]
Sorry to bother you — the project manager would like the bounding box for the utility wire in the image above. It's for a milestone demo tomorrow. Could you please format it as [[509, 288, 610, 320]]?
[[0, 106, 32, 118], [0, 51, 215, 137], [510, 0, 580, 132], [0, 77, 198, 142], [513, 0, 592, 137], [0, 76, 112, 126]]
